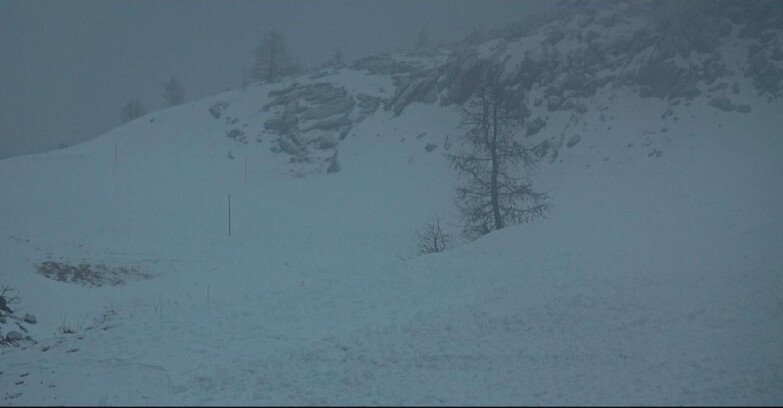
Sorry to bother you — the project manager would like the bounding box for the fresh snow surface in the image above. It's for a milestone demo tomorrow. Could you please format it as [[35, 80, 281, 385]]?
[[1, 70, 782, 405]]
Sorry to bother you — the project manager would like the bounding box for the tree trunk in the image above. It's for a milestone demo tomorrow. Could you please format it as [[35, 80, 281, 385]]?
[[490, 145, 502, 230], [268, 47, 276, 82], [490, 89, 503, 231]]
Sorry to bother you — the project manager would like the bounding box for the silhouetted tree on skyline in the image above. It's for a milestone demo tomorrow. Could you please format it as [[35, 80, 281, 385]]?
[[121, 99, 147, 123], [251, 28, 299, 83], [162, 76, 185, 107]]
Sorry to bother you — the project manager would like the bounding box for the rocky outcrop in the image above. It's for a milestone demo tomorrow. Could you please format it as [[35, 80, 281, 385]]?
[[386, 71, 442, 115], [263, 82, 370, 173], [301, 97, 354, 121], [264, 82, 356, 146], [208, 101, 229, 119], [5, 330, 23, 342], [377, 2, 780, 118], [709, 94, 737, 112], [326, 150, 341, 173], [351, 54, 427, 76], [356, 94, 381, 119], [259, 1, 782, 174], [301, 115, 352, 133], [526, 117, 547, 137], [566, 134, 581, 148]]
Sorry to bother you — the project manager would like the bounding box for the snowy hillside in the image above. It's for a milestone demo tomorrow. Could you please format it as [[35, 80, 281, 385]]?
[[1, 2, 782, 405]]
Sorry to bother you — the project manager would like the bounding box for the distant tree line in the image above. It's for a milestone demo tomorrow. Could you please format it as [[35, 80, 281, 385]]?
[[120, 75, 187, 124]]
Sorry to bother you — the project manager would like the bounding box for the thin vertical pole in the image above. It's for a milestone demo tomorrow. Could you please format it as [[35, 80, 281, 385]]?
[[228, 193, 232, 236]]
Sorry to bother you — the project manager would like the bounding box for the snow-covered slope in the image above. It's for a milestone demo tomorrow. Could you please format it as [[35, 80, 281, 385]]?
[[1, 3, 782, 405]]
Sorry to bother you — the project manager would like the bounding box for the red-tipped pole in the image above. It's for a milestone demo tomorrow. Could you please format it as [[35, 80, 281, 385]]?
[[228, 193, 232, 236]]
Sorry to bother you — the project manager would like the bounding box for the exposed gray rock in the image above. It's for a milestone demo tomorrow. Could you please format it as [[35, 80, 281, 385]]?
[[562, 98, 587, 113], [533, 139, 550, 158], [264, 93, 298, 112], [351, 54, 425, 76], [440, 51, 487, 105], [264, 113, 298, 134], [278, 137, 302, 155], [301, 83, 347, 104], [308, 70, 330, 80], [6, 330, 23, 342], [585, 31, 600, 42], [264, 116, 285, 132], [268, 83, 299, 98], [388, 71, 441, 115], [577, 15, 593, 29], [226, 128, 246, 143], [301, 97, 355, 121], [208, 101, 229, 119], [23, 314, 36, 325], [356, 94, 381, 114], [708, 94, 736, 112], [635, 58, 692, 99], [746, 48, 783, 97], [550, 72, 569, 94], [284, 99, 302, 115], [566, 134, 581, 148], [301, 115, 352, 133], [264, 83, 303, 111], [708, 82, 729, 92], [315, 134, 338, 150], [547, 95, 563, 111], [326, 151, 341, 173], [526, 117, 547, 137], [355, 94, 381, 121], [672, 86, 701, 99], [544, 30, 565, 46], [289, 153, 313, 164]]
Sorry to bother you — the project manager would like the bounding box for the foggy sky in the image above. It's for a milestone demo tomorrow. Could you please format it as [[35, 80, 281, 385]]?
[[0, 0, 552, 159]]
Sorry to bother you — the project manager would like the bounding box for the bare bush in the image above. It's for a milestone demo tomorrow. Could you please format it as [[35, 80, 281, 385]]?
[[0, 284, 20, 314], [413, 215, 453, 256]]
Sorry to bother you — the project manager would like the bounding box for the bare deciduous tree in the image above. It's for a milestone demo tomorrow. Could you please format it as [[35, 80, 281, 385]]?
[[162, 76, 185, 107], [447, 66, 550, 239]]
